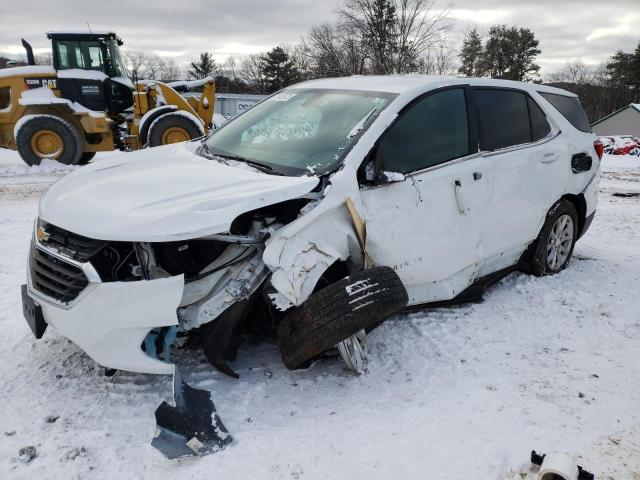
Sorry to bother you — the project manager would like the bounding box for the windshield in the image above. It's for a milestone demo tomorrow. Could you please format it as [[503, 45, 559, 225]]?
[[107, 39, 128, 78], [202, 88, 397, 176]]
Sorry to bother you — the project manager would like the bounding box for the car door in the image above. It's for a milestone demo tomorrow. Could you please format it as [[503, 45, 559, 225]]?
[[359, 87, 489, 305], [473, 88, 562, 276]]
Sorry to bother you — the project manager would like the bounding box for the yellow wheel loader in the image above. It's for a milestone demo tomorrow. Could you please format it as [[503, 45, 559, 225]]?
[[0, 32, 216, 166]]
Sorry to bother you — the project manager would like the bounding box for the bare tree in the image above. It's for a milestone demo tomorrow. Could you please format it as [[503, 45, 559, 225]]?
[[547, 59, 594, 85], [394, 0, 452, 72], [305, 23, 367, 77], [239, 54, 268, 94], [417, 41, 457, 75], [335, 0, 451, 74], [123, 51, 147, 80]]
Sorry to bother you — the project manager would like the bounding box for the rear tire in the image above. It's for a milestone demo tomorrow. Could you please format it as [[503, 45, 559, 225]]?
[[277, 266, 408, 370], [77, 152, 96, 165], [527, 199, 578, 276], [147, 112, 204, 147], [16, 115, 83, 166]]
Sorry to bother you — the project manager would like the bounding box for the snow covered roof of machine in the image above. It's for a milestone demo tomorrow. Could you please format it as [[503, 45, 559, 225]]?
[[288, 74, 577, 97], [46, 31, 117, 37], [0, 66, 56, 78]]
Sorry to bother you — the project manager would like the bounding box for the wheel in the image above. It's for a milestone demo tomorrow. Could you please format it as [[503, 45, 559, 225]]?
[[139, 106, 176, 146], [277, 266, 408, 370], [147, 112, 204, 147], [77, 152, 96, 165], [15, 115, 83, 166], [528, 199, 578, 276]]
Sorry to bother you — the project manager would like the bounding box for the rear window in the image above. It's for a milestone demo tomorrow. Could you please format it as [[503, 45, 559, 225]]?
[[539, 92, 591, 133], [475, 89, 531, 151], [528, 97, 551, 141]]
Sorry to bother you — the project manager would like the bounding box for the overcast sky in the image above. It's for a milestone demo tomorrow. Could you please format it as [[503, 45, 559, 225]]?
[[1, 0, 638, 77]]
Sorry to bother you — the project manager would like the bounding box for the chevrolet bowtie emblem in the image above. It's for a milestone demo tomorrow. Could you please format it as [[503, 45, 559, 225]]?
[[36, 226, 50, 242]]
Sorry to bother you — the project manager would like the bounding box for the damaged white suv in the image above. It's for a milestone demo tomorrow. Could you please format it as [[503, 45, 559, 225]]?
[[22, 76, 602, 377]]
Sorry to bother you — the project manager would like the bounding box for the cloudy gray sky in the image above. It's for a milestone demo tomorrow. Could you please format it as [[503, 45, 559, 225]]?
[[1, 0, 638, 77]]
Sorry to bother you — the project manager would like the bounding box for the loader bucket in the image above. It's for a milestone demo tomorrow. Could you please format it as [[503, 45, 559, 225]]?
[[152, 368, 233, 459]]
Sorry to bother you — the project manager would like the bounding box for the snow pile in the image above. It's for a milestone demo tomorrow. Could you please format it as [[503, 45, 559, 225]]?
[[599, 135, 640, 156]]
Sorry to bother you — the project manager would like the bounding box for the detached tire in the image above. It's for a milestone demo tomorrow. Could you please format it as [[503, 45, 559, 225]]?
[[16, 115, 83, 166], [147, 112, 204, 147], [528, 199, 578, 276], [277, 266, 408, 370]]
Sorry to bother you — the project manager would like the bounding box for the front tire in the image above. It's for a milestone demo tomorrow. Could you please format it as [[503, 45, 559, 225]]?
[[77, 151, 96, 165], [147, 112, 204, 147], [16, 115, 83, 166], [528, 199, 578, 276], [277, 266, 408, 370]]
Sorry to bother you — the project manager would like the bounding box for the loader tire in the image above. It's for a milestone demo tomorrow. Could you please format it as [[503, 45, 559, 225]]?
[[147, 112, 204, 147], [77, 152, 96, 165], [277, 266, 408, 370], [16, 115, 83, 166], [139, 106, 177, 146]]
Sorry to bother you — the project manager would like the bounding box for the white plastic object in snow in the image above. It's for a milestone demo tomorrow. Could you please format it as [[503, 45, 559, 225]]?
[[537, 453, 580, 480]]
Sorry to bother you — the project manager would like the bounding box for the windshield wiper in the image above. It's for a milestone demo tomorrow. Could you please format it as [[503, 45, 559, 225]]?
[[347, 108, 378, 139], [199, 143, 277, 174]]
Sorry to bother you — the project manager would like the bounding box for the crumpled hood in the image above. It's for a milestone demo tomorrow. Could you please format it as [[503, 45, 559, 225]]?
[[39, 142, 319, 241]]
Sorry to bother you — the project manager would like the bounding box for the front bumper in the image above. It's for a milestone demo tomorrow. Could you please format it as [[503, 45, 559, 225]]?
[[26, 241, 184, 374]]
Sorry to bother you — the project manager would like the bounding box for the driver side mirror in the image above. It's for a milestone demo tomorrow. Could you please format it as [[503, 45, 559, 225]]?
[[362, 147, 406, 185]]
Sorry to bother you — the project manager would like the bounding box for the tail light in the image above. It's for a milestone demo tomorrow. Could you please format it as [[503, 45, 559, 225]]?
[[593, 139, 604, 160]]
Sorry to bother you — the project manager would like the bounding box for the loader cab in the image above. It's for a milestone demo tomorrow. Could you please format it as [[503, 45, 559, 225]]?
[[48, 32, 133, 114]]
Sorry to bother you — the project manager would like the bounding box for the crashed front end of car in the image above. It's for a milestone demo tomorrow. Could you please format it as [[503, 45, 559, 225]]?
[[24, 192, 317, 376]]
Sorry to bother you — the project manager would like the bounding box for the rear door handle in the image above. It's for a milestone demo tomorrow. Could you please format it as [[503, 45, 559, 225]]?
[[541, 152, 559, 164], [454, 180, 466, 215]]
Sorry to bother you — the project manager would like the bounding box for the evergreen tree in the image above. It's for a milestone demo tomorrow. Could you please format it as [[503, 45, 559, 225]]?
[[479, 25, 541, 81], [189, 52, 217, 79], [458, 29, 484, 77], [260, 46, 300, 93], [607, 41, 640, 91]]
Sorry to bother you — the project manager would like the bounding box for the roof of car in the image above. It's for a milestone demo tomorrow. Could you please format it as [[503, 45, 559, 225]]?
[[289, 75, 577, 97]]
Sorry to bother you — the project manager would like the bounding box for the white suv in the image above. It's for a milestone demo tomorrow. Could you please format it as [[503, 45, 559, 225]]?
[[22, 75, 601, 376]]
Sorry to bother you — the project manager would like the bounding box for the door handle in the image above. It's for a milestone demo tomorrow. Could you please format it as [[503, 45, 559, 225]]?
[[473, 171, 482, 181], [541, 152, 559, 164], [454, 180, 466, 215]]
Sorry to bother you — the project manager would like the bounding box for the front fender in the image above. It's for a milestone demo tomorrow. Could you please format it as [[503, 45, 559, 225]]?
[[263, 197, 362, 308]]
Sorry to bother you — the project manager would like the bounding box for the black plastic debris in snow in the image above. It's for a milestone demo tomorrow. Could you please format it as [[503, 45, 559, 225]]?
[[152, 368, 233, 459]]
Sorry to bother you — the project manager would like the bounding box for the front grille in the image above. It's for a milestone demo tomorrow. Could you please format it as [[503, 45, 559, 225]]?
[[39, 221, 108, 262], [30, 244, 89, 303]]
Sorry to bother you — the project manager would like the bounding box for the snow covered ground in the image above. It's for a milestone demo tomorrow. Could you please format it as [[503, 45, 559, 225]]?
[[0, 149, 639, 479]]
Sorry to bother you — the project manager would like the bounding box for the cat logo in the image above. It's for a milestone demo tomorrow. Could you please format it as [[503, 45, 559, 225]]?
[[25, 78, 57, 89]]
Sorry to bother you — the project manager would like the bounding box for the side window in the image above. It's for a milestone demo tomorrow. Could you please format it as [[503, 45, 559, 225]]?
[[86, 44, 104, 70], [58, 44, 69, 69], [379, 88, 470, 173], [539, 92, 591, 133], [475, 89, 531, 151], [0, 87, 11, 111], [528, 97, 551, 141]]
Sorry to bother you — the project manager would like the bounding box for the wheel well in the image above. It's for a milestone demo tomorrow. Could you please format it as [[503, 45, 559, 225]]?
[[561, 193, 587, 237], [312, 260, 351, 295]]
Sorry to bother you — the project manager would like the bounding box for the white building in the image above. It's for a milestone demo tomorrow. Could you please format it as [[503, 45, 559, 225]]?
[[592, 103, 640, 137]]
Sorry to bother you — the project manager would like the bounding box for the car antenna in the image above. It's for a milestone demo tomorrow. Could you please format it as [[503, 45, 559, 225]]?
[[86, 21, 93, 34]]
